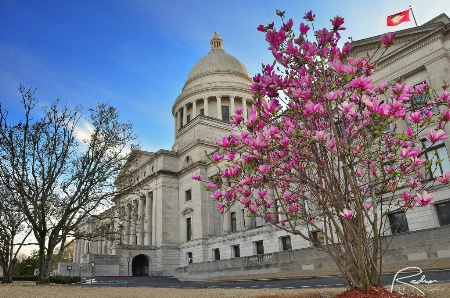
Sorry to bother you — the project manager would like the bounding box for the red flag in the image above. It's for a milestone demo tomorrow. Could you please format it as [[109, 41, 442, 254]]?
[[387, 9, 411, 26]]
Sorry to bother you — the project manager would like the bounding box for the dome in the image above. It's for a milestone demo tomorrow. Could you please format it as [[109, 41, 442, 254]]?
[[182, 31, 251, 91]]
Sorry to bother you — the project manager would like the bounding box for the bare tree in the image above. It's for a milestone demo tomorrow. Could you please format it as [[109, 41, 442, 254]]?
[[0, 85, 138, 284], [0, 185, 32, 283]]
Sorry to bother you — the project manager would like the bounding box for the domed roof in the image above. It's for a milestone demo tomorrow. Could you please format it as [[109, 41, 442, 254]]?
[[185, 31, 251, 82]]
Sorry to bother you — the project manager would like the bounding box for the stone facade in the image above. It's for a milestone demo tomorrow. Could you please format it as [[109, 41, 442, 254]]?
[[67, 17, 450, 278]]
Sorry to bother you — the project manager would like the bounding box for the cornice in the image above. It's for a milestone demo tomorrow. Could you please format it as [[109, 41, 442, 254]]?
[[372, 48, 448, 85], [376, 29, 447, 70]]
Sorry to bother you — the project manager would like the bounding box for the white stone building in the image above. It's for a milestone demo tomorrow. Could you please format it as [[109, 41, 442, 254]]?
[[67, 16, 450, 278]]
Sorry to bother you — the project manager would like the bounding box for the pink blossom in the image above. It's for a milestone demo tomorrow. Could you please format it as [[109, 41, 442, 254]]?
[[408, 178, 421, 189], [280, 220, 285, 226], [415, 191, 434, 206], [380, 32, 396, 47], [299, 23, 310, 34], [259, 164, 269, 173], [340, 208, 354, 219], [266, 214, 274, 221], [224, 151, 235, 161], [364, 203, 372, 211], [411, 157, 426, 167], [347, 76, 374, 94], [216, 137, 229, 147], [217, 203, 225, 214], [213, 152, 224, 161], [442, 109, 450, 121], [409, 111, 421, 123], [206, 182, 217, 189], [339, 101, 356, 116], [406, 126, 413, 137], [437, 172, 450, 184], [426, 129, 447, 143], [400, 191, 414, 203], [211, 189, 222, 200], [303, 10, 315, 21], [192, 173, 201, 180]]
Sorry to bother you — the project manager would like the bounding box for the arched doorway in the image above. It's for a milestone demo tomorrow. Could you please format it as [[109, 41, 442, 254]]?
[[132, 254, 149, 276]]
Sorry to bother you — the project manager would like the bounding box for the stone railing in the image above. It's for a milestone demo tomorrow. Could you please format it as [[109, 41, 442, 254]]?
[[247, 253, 273, 265]]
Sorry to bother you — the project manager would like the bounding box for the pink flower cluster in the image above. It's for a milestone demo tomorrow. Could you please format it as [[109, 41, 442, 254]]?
[[196, 10, 450, 233]]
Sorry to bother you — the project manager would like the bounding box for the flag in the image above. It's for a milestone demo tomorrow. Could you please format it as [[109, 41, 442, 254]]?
[[387, 9, 411, 26]]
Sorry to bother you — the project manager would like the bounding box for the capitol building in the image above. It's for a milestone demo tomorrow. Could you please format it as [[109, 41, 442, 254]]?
[[66, 15, 450, 279]]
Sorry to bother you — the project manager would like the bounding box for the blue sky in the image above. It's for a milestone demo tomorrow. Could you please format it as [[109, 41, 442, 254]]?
[[1, 0, 449, 153]]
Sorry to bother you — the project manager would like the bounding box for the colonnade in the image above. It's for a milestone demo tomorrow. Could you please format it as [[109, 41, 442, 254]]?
[[174, 96, 249, 133], [73, 192, 156, 263]]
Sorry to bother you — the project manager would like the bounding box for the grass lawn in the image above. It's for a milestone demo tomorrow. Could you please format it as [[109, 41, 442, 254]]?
[[1, 283, 449, 298]]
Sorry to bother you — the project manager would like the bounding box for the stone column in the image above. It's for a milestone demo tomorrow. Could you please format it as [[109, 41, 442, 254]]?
[[244, 208, 253, 229], [267, 188, 277, 223], [174, 115, 177, 137], [80, 239, 86, 254], [125, 203, 131, 244], [230, 96, 235, 117], [130, 200, 138, 245], [177, 109, 182, 131], [152, 190, 157, 246], [144, 193, 153, 246], [216, 96, 222, 120], [223, 210, 231, 234], [242, 98, 248, 122], [137, 197, 145, 245], [192, 100, 197, 118], [96, 239, 102, 254], [183, 105, 188, 126], [73, 241, 79, 263], [204, 98, 209, 116]]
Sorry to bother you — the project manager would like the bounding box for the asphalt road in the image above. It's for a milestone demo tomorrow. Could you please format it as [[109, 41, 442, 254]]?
[[79, 269, 450, 290]]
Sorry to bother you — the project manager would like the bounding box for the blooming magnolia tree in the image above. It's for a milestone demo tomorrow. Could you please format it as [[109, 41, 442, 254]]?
[[193, 10, 450, 292]]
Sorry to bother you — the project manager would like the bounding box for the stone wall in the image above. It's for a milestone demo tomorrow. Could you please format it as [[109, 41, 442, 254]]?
[[175, 225, 450, 280]]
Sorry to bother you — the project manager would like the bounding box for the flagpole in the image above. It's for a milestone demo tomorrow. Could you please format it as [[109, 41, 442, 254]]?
[[409, 5, 418, 26]]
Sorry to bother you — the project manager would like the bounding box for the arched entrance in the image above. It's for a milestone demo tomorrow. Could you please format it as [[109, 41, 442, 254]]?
[[132, 254, 149, 276]]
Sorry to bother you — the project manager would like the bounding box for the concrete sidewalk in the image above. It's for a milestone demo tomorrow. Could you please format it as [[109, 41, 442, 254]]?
[[204, 257, 450, 282]]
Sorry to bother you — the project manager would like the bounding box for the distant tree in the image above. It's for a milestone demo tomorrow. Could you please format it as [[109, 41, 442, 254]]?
[[53, 241, 74, 265], [17, 250, 39, 276], [0, 85, 138, 284], [0, 184, 32, 283]]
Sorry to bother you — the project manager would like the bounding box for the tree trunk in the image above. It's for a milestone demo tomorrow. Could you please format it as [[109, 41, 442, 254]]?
[[1, 267, 13, 284]]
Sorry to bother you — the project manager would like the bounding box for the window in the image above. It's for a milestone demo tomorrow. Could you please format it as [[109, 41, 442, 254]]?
[[389, 211, 409, 234], [280, 236, 292, 251], [435, 201, 450, 226], [411, 81, 432, 111], [187, 114, 191, 123], [251, 216, 257, 228], [255, 240, 264, 255], [310, 230, 325, 246], [185, 189, 192, 202], [221, 106, 230, 123], [423, 139, 450, 178], [241, 209, 246, 227], [200, 108, 204, 115], [231, 212, 237, 232], [186, 217, 192, 241], [232, 245, 240, 258], [187, 252, 193, 264], [213, 248, 220, 261]]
